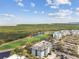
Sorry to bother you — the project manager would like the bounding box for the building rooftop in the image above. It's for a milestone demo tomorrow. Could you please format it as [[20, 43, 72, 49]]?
[[6, 54, 28, 59], [31, 40, 52, 51]]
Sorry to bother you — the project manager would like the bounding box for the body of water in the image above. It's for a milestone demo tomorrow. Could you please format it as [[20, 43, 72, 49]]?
[[0, 51, 10, 59]]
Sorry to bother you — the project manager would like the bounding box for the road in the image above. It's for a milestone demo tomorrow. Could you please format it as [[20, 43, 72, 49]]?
[[55, 51, 79, 59]]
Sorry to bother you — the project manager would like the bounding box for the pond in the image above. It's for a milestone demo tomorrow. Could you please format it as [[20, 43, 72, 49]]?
[[0, 51, 10, 59]]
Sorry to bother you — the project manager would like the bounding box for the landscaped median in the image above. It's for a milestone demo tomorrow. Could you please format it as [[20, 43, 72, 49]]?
[[0, 34, 48, 51]]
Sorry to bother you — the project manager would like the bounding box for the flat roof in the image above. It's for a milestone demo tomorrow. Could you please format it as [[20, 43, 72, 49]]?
[[31, 40, 52, 51]]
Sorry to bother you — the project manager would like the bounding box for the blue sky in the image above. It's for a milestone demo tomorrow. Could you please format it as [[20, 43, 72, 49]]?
[[0, 0, 79, 25]]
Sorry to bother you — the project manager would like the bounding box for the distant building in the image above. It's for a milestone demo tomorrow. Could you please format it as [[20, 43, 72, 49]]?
[[53, 30, 79, 40], [31, 40, 52, 58], [6, 54, 28, 59], [61, 30, 71, 36], [53, 31, 62, 40], [38, 32, 44, 35], [71, 30, 79, 36]]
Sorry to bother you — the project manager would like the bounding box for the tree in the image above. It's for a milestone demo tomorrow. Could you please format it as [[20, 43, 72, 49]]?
[[0, 40, 4, 45], [11, 47, 23, 59]]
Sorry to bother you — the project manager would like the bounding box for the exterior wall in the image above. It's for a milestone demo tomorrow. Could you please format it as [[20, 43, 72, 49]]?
[[31, 49, 45, 58], [61, 30, 71, 36], [71, 30, 79, 36], [53, 30, 79, 40], [53, 32, 62, 40], [40, 50, 45, 58], [31, 41, 52, 58], [47, 47, 51, 54], [32, 49, 49, 58], [37, 50, 41, 58], [44, 49, 48, 56], [77, 45, 79, 54], [31, 49, 36, 56], [31, 47, 52, 58]]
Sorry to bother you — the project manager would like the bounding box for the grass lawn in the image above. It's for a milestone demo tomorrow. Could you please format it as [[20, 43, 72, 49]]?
[[0, 34, 48, 51]]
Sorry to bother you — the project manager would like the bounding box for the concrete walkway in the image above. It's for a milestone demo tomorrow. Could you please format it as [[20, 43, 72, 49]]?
[[46, 52, 56, 59]]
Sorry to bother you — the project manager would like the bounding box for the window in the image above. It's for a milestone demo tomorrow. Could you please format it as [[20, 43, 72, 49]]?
[[35, 50, 38, 56]]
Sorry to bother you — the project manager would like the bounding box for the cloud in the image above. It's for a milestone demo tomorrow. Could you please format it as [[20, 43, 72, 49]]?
[[0, 14, 15, 18], [0, 14, 16, 22], [34, 11, 38, 14], [50, 6, 58, 8], [18, 2, 24, 7], [48, 13, 54, 16], [22, 9, 30, 12], [46, 0, 71, 8], [15, 0, 24, 7], [75, 7, 79, 15], [59, 9, 72, 16], [57, 0, 71, 5], [15, 0, 23, 2], [76, 7, 79, 11], [48, 9, 72, 18], [46, 0, 53, 5], [47, 9, 77, 23], [0, 13, 19, 26], [31, 2, 35, 7], [41, 11, 45, 14]]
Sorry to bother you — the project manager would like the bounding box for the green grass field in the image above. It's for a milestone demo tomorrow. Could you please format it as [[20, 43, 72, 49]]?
[[0, 34, 48, 51], [0, 24, 79, 51], [0, 24, 79, 32]]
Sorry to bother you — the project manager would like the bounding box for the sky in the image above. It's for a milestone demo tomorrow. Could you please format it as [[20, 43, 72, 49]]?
[[0, 0, 79, 26]]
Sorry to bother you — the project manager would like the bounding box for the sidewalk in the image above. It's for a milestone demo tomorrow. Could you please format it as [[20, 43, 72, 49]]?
[[46, 52, 56, 59]]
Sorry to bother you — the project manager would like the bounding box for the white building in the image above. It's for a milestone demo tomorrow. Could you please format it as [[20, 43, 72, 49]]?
[[5, 54, 27, 59], [53, 31, 62, 40], [60, 30, 71, 36], [31, 40, 52, 58], [71, 30, 79, 36]]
